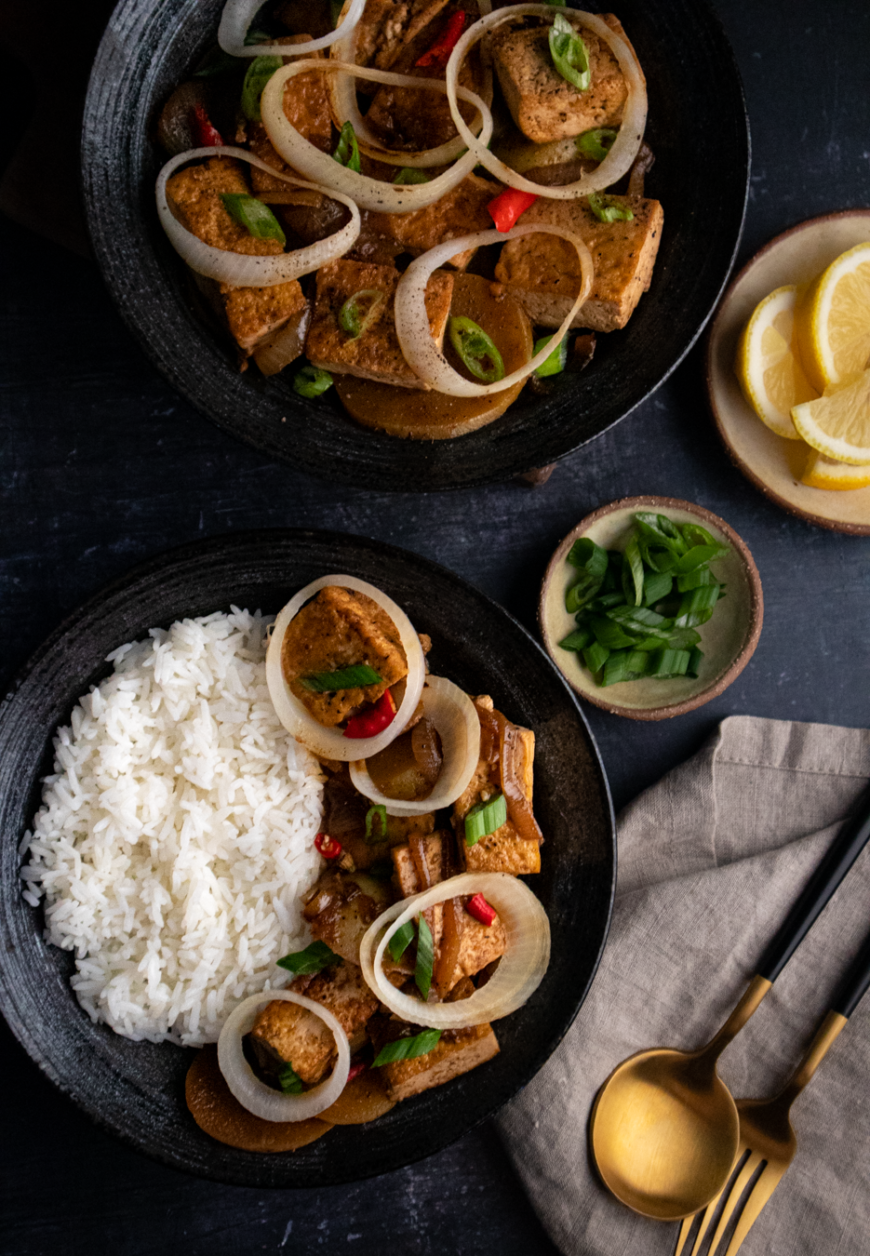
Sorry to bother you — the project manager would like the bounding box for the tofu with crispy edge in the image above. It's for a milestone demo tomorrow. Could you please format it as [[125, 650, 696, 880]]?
[[246, 36, 334, 201], [364, 175, 503, 272], [352, 0, 454, 74], [221, 283, 309, 354], [280, 585, 408, 726], [379, 1022, 500, 1100], [453, 696, 541, 876], [250, 962, 378, 1084], [305, 259, 454, 389], [491, 13, 637, 144], [493, 194, 663, 333]]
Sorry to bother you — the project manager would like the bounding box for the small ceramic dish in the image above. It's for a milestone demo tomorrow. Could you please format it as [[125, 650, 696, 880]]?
[[707, 209, 870, 535], [539, 496, 763, 720]]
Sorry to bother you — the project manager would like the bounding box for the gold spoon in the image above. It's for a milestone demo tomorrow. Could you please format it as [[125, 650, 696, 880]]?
[[589, 787, 870, 1221]]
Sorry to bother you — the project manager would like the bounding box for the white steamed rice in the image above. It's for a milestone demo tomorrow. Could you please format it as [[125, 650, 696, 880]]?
[[19, 608, 325, 1047]]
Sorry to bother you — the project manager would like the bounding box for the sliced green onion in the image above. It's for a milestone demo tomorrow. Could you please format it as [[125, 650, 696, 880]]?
[[464, 792, 508, 846], [662, 626, 702, 650], [587, 192, 634, 223], [675, 583, 721, 628], [673, 543, 730, 573], [533, 334, 569, 378], [646, 648, 691, 679], [241, 55, 282, 122], [277, 941, 341, 976], [393, 167, 429, 185], [559, 627, 594, 652], [338, 288, 385, 339], [677, 566, 715, 592], [588, 590, 624, 611], [333, 120, 361, 173], [603, 552, 623, 591], [365, 804, 388, 844], [576, 127, 618, 162], [448, 317, 505, 383], [388, 920, 416, 963], [583, 641, 610, 674], [607, 605, 674, 636], [589, 615, 636, 651], [415, 915, 435, 1000], [679, 522, 716, 549], [602, 649, 649, 686], [622, 534, 645, 606], [278, 1062, 304, 1094], [687, 647, 705, 678], [548, 13, 591, 91], [293, 365, 334, 399], [643, 570, 674, 606], [219, 193, 286, 245], [373, 1029, 441, 1067], [567, 537, 609, 574], [300, 664, 383, 693]]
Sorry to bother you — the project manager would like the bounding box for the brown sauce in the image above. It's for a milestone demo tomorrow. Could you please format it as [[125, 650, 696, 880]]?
[[317, 1069, 396, 1125]]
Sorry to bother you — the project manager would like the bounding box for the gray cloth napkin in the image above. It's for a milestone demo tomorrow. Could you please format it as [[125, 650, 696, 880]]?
[[498, 716, 870, 1256]]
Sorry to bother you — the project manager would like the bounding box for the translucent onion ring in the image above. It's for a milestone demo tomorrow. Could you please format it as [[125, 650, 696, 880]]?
[[156, 146, 360, 285], [359, 873, 551, 1028], [445, 6, 648, 199], [394, 224, 594, 396], [218, 0, 366, 57], [260, 60, 493, 211], [349, 676, 481, 815], [265, 575, 426, 762], [217, 989, 350, 1121], [327, 0, 492, 168]]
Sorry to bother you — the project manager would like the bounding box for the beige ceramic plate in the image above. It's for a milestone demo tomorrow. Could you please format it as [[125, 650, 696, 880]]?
[[539, 497, 763, 720], [707, 209, 870, 535]]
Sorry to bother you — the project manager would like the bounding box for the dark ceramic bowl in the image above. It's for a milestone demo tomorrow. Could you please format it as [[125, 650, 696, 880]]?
[[0, 531, 614, 1187], [80, 0, 749, 491]]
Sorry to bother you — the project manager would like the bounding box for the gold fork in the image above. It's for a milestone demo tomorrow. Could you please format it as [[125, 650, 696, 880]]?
[[674, 927, 870, 1256]]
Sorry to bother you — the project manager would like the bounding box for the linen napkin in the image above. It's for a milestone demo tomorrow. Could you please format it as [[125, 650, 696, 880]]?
[[498, 716, 870, 1256]]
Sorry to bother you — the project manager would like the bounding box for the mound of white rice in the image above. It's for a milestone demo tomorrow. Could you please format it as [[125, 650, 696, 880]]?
[[20, 608, 325, 1047]]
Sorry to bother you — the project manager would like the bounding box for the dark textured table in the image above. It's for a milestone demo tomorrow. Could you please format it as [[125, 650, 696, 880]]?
[[1, 2, 868, 1253]]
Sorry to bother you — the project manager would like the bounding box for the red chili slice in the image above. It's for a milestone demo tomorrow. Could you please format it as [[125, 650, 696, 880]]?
[[191, 102, 224, 147], [314, 832, 343, 860], [347, 1061, 368, 1083], [416, 11, 467, 68], [466, 893, 497, 927], [488, 188, 539, 233], [343, 689, 397, 739]]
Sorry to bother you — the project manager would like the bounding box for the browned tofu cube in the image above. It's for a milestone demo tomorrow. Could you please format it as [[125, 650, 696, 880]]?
[[352, 0, 453, 74], [305, 258, 454, 389], [220, 281, 308, 354], [364, 175, 502, 272], [379, 1022, 499, 1101], [451, 908, 507, 983], [453, 696, 541, 876], [247, 36, 334, 200], [166, 157, 284, 257], [280, 585, 408, 726], [250, 962, 378, 1084], [493, 194, 663, 332], [302, 868, 392, 964], [491, 13, 636, 144], [391, 831, 445, 898]]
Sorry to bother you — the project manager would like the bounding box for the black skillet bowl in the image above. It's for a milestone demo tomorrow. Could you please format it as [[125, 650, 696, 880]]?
[[80, 0, 749, 491], [0, 531, 614, 1187]]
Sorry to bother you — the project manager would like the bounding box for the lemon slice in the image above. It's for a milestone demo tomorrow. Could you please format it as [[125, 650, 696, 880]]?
[[791, 367, 870, 464], [801, 449, 870, 491], [794, 241, 870, 392], [735, 285, 818, 438]]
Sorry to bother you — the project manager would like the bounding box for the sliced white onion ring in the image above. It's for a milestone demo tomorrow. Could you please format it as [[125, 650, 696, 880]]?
[[217, 989, 350, 1121], [218, 0, 366, 57], [445, 6, 647, 199], [266, 575, 425, 762], [349, 676, 480, 815], [156, 146, 360, 285], [395, 224, 594, 396], [261, 60, 493, 211], [360, 873, 551, 1028]]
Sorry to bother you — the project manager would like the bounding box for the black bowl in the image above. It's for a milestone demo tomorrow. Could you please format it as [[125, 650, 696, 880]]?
[[80, 0, 749, 491], [0, 531, 614, 1187]]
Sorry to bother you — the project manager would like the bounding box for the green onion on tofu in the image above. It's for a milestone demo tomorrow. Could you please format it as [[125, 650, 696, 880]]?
[[587, 192, 634, 223], [241, 55, 282, 122], [339, 288, 386, 339], [373, 1029, 441, 1067], [277, 941, 341, 976], [278, 1062, 305, 1094], [300, 664, 383, 692], [548, 13, 591, 91], [464, 792, 508, 846], [415, 915, 435, 1000], [333, 121, 361, 172], [219, 193, 286, 244]]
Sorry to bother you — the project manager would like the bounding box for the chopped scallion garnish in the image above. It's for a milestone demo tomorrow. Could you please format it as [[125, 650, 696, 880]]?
[[464, 792, 508, 846], [373, 1029, 441, 1067], [448, 317, 505, 383], [333, 121, 361, 172], [338, 288, 385, 339], [548, 13, 591, 92], [241, 55, 282, 121], [220, 193, 286, 245], [278, 1062, 304, 1094], [277, 941, 341, 976], [388, 920, 416, 963], [415, 915, 435, 1000], [393, 167, 430, 184], [300, 664, 383, 692], [576, 127, 618, 161], [292, 364, 334, 399], [365, 804, 388, 844], [533, 334, 569, 378], [587, 192, 634, 223]]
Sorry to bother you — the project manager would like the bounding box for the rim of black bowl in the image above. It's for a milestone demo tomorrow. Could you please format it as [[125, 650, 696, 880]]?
[[0, 529, 615, 1187], [80, 0, 750, 492]]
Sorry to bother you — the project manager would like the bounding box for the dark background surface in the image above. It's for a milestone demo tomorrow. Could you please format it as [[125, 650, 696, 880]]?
[[1, 1, 868, 1253]]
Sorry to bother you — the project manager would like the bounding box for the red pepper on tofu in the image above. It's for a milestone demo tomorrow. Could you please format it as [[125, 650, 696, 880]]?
[[343, 689, 397, 739], [347, 1061, 368, 1083], [191, 102, 224, 147], [488, 187, 539, 233], [466, 893, 497, 927], [315, 832, 343, 860], [415, 11, 467, 68]]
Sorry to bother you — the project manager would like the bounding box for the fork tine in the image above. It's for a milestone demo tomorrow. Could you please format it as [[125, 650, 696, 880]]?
[[689, 1189, 726, 1256], [704, 1150, 763, 1255], [674, 1214, 696, 1256], [721, 1162, 787, 1256]]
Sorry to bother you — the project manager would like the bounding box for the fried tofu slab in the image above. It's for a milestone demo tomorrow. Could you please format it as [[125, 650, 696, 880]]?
[[378, 1023, 500, 1101]]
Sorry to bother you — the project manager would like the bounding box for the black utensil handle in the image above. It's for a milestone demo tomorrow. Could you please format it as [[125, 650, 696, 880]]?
[[758, 782, 870, 983], [833, 930, 870, 1019]]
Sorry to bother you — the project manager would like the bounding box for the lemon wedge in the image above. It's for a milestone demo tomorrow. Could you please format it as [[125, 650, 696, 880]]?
[[794, 241, 870, 392], [735, 285, 818, 438], [791, 367, 870, 464], [801, 449, 870, 490]]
